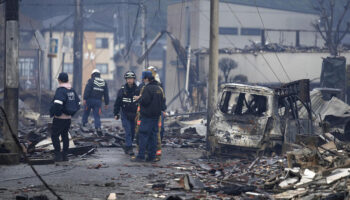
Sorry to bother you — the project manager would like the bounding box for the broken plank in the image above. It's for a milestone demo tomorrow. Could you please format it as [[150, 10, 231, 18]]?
[[273, 189, 307, 199], [326, 168, 350, 184]]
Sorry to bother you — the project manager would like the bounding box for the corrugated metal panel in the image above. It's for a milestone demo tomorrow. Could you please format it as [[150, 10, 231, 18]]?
[[299, 89, 350, 120]]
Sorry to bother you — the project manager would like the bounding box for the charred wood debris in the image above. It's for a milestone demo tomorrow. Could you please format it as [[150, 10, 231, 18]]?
[[1, 100, 350, 199]]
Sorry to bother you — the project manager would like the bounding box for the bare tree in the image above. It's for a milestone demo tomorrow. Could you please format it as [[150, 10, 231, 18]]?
[[312, 0, 350, 56], [219, 58, 238, 83]]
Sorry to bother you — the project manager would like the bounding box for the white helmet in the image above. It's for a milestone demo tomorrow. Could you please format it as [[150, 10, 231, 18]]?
[[147, 66, 157, 72], [91, 69, 100, 75]]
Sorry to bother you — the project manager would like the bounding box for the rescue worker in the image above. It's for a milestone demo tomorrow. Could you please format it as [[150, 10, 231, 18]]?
[[146, 66, 166, 159], [50, 72, 80, 162], [114, 71, 140, 155], [134, 66, 166, 161], [131, 71, 165, 162], [82, 69, 109, 132]]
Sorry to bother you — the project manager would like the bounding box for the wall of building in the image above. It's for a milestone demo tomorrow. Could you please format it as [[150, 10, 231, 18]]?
[[166, 51, 350, 111], [198, 2, 321, 48], [203, 51, 350, 84]]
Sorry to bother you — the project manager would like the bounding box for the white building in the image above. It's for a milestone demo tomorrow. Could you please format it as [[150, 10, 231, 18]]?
[[165, 0, 326, 110], [167, 0, 321, 50]]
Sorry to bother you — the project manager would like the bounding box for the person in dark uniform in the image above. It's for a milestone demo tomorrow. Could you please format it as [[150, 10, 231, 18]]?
[[131, 71, 165, 162], [82, 69, 109, 132], [50, 72, 80, 162], [114, 71, 140, 155], [146, 66, 167, 160]]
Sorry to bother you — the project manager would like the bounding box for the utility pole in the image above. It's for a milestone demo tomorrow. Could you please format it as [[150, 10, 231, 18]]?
[[61, 28, 67, 73], [0, 3, 4, 89], [49, 24, 53, 90], [140, 2, 146, 69], [2, 0, 20, 162], [123, 0, 130, 46], [162, 45, 167, 90], [207, 0, 219, 150], [73, 0, 83, 95], [296, 30, 300, 48], [185, 5, 191, 95]]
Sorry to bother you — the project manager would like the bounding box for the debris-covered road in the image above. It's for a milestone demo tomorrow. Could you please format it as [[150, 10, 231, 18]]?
[[0, 147, 205, 200], [2, 108, 350, 199]]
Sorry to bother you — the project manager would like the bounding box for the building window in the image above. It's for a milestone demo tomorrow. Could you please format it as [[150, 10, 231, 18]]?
[[241, 28, 262, 36], [96, 38, 109, 48], [19, 58, 35, 77], [96, 63, 108, 74], [219, 27, 238, 35], [63, 63, 73, 74]]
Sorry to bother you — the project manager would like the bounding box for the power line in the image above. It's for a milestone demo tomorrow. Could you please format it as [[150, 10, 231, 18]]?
[[225, 3, 243, 27], [222, 3, 282, 82], [0, 107, 64, 200], [254, 0, 292, 82], [124, 4, 141, 58], [199, 11, 272, 82], [21, 2, 139, 7], [260, 54, 282, 82]]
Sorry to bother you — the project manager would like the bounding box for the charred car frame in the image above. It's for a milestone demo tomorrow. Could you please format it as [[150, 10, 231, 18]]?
[[208, 79, 314, 156]]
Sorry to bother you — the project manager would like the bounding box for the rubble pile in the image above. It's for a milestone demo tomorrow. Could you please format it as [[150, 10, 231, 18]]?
[[195, 44, 350, 55], [14, 109, 208, 164], [140, 133, 350, 199], [17, 121, 124, 162], [272, 134, 350, 199], [69, 123, 125, 148], [163, 117, 206, 149], [8, 102, 350, 199]]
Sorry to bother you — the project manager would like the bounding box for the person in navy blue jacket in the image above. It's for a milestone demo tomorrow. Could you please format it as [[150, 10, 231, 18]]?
[[50, 72, 80, 162], [131, 71, 165, 162], [82, 69, 109, 132]]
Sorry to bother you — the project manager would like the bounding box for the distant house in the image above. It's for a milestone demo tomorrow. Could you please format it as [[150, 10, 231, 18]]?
[[41, 14, 115, 97]]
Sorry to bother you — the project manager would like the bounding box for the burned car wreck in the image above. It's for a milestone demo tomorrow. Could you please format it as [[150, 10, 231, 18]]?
[[208, 80, 314, 155]]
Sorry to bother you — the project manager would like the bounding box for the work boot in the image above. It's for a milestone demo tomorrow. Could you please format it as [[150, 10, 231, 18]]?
[[146, 157, 159, 163], [123, 146, 129, 155], [96, 128, 103, 136], [54, 152, 62, 162], [80, 124, 89, 132], [124, 146, 135, 156], [155, 156, 161, 162], [128, 148, 135, 156], [130, 156, 144, 162], [62, 152, 69, 161]]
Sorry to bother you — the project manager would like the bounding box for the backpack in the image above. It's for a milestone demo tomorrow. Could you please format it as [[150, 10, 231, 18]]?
[[63, 89, 80, 116]]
